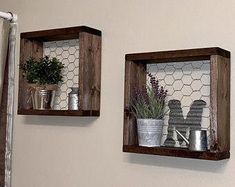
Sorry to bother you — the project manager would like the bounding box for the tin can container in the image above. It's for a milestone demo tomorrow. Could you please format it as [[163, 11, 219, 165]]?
[[68, 87, 79, 110], [31, 89, 55, 110], [137, 119, 164, 147]]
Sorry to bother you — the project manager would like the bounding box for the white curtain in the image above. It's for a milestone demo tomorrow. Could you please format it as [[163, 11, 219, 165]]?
[[0, 18, 16, 187], [0, 19, 10, 105]]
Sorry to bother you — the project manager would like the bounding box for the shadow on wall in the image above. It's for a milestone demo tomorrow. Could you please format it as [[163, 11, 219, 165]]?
[[22, 116, 98, 127], [123, 153, 229, 173]]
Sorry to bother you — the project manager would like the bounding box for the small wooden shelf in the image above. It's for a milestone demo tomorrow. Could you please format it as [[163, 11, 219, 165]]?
[[123, 47, 230, 161], [18, 26, 101, 116], [123, 145, 229, 161], [18, 109, 100, 116]]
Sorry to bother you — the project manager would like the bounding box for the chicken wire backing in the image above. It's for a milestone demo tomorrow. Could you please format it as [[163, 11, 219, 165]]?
[[43, 39, 79, 110], [147, 60, 210, 147]]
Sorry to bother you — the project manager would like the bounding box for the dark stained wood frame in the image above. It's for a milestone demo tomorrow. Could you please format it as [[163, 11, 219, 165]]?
[[18, 26, 102, 116], [123, 47, 230, 161]]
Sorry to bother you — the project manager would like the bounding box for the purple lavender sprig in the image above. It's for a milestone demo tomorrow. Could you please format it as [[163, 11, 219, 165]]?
[[131, 73, 168, 119], [148, 72, 167, 101]]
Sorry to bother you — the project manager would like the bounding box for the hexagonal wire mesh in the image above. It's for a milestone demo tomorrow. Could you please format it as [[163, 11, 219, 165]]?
[[147, 60, 210, 147], [43, 39, 79, 110]]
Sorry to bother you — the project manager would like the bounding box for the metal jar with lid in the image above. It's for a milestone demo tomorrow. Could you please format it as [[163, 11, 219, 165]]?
[[68, 87, 79, 110]]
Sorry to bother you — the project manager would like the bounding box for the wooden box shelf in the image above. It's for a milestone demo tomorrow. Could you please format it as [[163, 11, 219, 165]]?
[[123, 47, 230, 160], [18, 26, 101, 116]]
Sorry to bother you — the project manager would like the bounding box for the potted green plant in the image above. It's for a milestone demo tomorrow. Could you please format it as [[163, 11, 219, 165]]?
[[131, 73, 168, 147], [20, 56, 64, 109]]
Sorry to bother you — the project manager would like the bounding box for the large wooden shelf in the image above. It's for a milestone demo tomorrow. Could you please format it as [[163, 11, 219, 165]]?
[[123, 47, 230, 161], [18, 26, 101, 117]]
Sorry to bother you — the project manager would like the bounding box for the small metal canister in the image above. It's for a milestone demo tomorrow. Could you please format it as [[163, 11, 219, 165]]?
[[189, 130, 208, 152], [32, 89, 55, 110], [68, 87, 79, 110]]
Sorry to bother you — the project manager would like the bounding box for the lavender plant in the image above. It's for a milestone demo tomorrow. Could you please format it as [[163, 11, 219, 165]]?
[[131, 73, 168, 119]]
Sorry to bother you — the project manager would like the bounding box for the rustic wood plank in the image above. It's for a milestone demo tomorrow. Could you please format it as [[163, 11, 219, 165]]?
[[17, 109, 100, 116], [123, 112, 137, 146], [210, 55, 230, 152], [124, 61, 146, 109], [126, 47, 230, 63], [18, 39, 43, 110], [123, 145, 230, 160], [79, 32, 101, 111], [210, 56, 218, 151], [21, 26, 101, 41], [123, 60, 146, 146]]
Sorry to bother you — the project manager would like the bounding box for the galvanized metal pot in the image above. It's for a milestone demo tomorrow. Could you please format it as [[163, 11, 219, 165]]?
[[137, 119, 164, 147], [31, 89, 55, 110], [28, 85, 57, 110], [27, 84, 58, 110]]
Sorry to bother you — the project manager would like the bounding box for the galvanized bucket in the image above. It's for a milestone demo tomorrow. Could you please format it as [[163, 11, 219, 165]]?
[[31, 89, 55, 110], [137, 119, 164, 147]]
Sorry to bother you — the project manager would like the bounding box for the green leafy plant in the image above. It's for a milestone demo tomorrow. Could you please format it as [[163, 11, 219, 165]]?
[[20, 56, 64, 85], [131, 73, 168, 119]]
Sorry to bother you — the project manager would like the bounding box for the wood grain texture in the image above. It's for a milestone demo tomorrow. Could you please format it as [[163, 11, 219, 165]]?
[[123, 145, 230, 160], [126, 47, 230, 63], [79, 32, 101, 111], [210, 56, 218, 151], [21, 26, 101, 41], [210, 55, 230, 153], [18, 109, 100, 116], [18, 38, 43, 110], [123, 61, 146, 146]]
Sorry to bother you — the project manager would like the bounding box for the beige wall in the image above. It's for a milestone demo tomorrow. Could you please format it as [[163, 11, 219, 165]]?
[[1, 0, 235, 186]]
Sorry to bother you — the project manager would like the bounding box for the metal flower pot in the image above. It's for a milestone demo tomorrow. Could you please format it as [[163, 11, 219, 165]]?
[[31, 89, 55, 110], [137, 119, 164, 147]]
